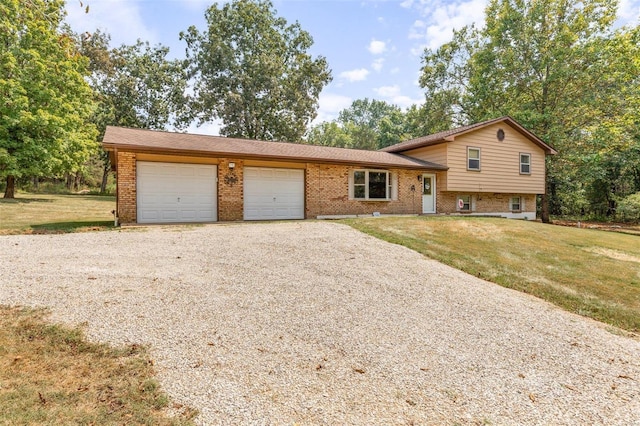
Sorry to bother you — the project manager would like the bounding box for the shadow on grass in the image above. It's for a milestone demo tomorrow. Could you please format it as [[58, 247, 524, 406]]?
[[30, 221, 114, 234], [0, 197, 54, 204]]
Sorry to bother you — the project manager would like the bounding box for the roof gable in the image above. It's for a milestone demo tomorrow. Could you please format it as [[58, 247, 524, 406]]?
[[380, 116, 557, 155], [102, 126, 448, 171]]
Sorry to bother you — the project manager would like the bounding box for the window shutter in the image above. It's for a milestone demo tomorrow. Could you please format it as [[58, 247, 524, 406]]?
[[348, 170, 354, 200], [391, 172, 398, 200]]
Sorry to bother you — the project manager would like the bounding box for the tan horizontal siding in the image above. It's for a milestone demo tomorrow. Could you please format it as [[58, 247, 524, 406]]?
[[445, 123, 546, 193], [243, 159, 306, 169], [135, 153, 220, 165], [404, 144, 447, 167]]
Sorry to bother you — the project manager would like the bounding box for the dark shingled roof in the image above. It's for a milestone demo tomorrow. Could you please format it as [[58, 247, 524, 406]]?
[[102, 126, 448, 170], [380, 116, 557, 155]]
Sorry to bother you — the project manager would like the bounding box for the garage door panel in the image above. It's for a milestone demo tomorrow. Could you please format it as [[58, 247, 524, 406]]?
[[137, 162, 217, 224], [244, 167, 304, 221]]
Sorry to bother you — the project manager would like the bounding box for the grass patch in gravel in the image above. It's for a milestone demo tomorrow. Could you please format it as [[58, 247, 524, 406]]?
[[0, 306, 197, 425], [0, 192, 115, 234], [345, 216, 640, 333]]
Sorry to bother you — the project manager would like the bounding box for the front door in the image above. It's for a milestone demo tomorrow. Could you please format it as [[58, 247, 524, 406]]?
[[422, 174, 436, 214]]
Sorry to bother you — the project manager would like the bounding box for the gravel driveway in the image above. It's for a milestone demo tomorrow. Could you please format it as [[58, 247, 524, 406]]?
[[1, 221, 639, 425]]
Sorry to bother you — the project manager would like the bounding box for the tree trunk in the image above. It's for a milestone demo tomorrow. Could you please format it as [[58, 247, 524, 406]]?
[[100, 166, 109, 194], [4, 175, 15, 198], [541, 193, 550, 223]]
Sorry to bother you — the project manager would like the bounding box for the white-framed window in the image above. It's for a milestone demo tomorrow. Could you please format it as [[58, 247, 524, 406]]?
[[510, 196, 522, 211], [467, 147, 481, 171], [350, 170, 396, 201], [520, 153, 531, 174], [457, 195, 472, 212]]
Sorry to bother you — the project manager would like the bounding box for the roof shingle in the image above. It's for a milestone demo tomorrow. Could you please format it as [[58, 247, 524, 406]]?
[[380, 116, 557, 154], [102, 126, 448, 170]]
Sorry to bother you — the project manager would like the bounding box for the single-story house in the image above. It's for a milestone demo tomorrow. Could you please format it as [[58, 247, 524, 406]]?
[[102, 116, 556, 224]]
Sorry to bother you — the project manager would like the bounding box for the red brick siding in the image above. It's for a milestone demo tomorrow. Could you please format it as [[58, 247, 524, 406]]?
[[116, 151, 137, 223], [218, 159, 244, 221], [438, 192, 537, 214]]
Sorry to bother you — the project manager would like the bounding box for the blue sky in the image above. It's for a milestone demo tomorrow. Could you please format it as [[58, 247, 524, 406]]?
[[65, 0, 640, 135]]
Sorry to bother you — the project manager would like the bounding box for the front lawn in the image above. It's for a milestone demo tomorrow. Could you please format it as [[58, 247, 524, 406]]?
[[345, 216, 640, 333], [0, 192, 115, 234]]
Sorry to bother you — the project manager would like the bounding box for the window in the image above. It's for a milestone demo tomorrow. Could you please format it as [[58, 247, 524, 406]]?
[[468, 147, 481, 170], [520, 153, 531, 174], [352, 170, 392, 200], [457, 195, 471, 211], [510, 196, 522, 211]]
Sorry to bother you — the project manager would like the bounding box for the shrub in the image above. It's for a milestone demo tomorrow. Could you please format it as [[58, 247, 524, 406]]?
[[616, 192, 640, 222]]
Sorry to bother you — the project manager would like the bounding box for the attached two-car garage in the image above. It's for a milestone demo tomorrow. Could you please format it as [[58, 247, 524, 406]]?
[[136, 162, 304, 223]]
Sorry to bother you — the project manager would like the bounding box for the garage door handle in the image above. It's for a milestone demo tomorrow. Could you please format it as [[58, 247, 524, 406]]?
[[177, 197, 180, 202], [273, 197, 276, 202]]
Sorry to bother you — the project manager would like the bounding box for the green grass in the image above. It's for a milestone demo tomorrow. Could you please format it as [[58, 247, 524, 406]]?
[[0, 192, 115, 234], [0, 306, 197, 425], [344, 216, 640, 333]]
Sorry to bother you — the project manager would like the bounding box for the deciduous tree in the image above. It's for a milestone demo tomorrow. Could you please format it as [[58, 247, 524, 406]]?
[[0, 0, 97, 198], [181, 0, 331, 142]]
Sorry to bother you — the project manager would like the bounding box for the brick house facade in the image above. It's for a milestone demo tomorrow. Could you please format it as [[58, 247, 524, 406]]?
[[104, 117, 556, 224]]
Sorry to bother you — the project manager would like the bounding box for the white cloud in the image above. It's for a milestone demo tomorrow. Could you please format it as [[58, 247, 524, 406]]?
[[339, 68, 370, 82], [372, 58, 385, 72], [367, 39, 387, 55], [374, 85, 423, 108], [400, 0, 414, 8], [374, 85, 401, 98], [390, 67, 400, 74], [65, 0, 156, 47], [313, 92, 353, 124], [406, 0, 487, 50], [617, 0, 640, 26]]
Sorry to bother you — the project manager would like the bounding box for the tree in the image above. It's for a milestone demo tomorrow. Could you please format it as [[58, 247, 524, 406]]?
[[0, 0, 97, 198], [78, 30, 188, 192], [419, 0, 638, 222], [180, 0, 332, 142]]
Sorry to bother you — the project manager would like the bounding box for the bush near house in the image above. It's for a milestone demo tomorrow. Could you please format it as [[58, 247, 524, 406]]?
[[617, 192, 640, 222]]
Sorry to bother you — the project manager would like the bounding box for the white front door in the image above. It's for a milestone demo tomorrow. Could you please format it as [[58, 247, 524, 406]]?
[[422, 174, 436, 214]]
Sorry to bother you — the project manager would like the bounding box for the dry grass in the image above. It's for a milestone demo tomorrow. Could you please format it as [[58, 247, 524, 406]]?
[[345, 216, 640, 333], [0, 192, 115, 234], [0, 306, 197, 425]]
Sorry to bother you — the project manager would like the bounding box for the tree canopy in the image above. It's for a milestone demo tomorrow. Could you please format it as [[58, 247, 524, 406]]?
[[180, 0, 332, 142], [419, 0, 640, 221], [0, 0, 97, 198]]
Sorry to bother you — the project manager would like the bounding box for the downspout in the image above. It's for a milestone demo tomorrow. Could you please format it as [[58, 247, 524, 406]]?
[[114, 148, 119, 227]]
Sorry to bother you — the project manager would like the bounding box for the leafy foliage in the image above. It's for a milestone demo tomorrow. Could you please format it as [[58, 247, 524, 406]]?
[[0, 0, 97, 198], [418, 0, 640, 221], [180, 0, 331, 141]]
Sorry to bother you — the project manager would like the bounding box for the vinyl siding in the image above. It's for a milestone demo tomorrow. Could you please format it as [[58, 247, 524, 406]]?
[[405, 123, 546, 194], [404, 143, 447, 166]]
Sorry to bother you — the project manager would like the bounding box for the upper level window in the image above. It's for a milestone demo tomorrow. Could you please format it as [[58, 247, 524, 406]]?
[[520, 153, 531, 174], [353, 170, 391, 200], [467, 147, 481, 171]]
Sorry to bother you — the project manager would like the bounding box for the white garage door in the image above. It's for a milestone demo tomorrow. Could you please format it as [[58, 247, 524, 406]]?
[[137, 162, 217, 223], [244, 167, 304, 220]]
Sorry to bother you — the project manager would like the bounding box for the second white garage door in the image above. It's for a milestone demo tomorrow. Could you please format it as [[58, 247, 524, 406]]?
[[137, 162, 217, 223], [244, 167, 304, 220]]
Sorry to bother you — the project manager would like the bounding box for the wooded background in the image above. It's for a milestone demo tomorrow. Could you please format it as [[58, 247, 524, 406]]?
[[1, 0, 638, 221]]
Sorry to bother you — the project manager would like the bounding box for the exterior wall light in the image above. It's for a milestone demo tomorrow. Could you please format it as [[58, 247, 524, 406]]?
[[228, 162, 235, 170]]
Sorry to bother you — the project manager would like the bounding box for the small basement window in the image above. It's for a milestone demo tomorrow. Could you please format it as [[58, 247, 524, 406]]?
[[510, 196, 522, 211], [520, 153, 531, 174], [351, 170, 394, 200], [468, 147, 481, 171], [457, 195, 472, 212]]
